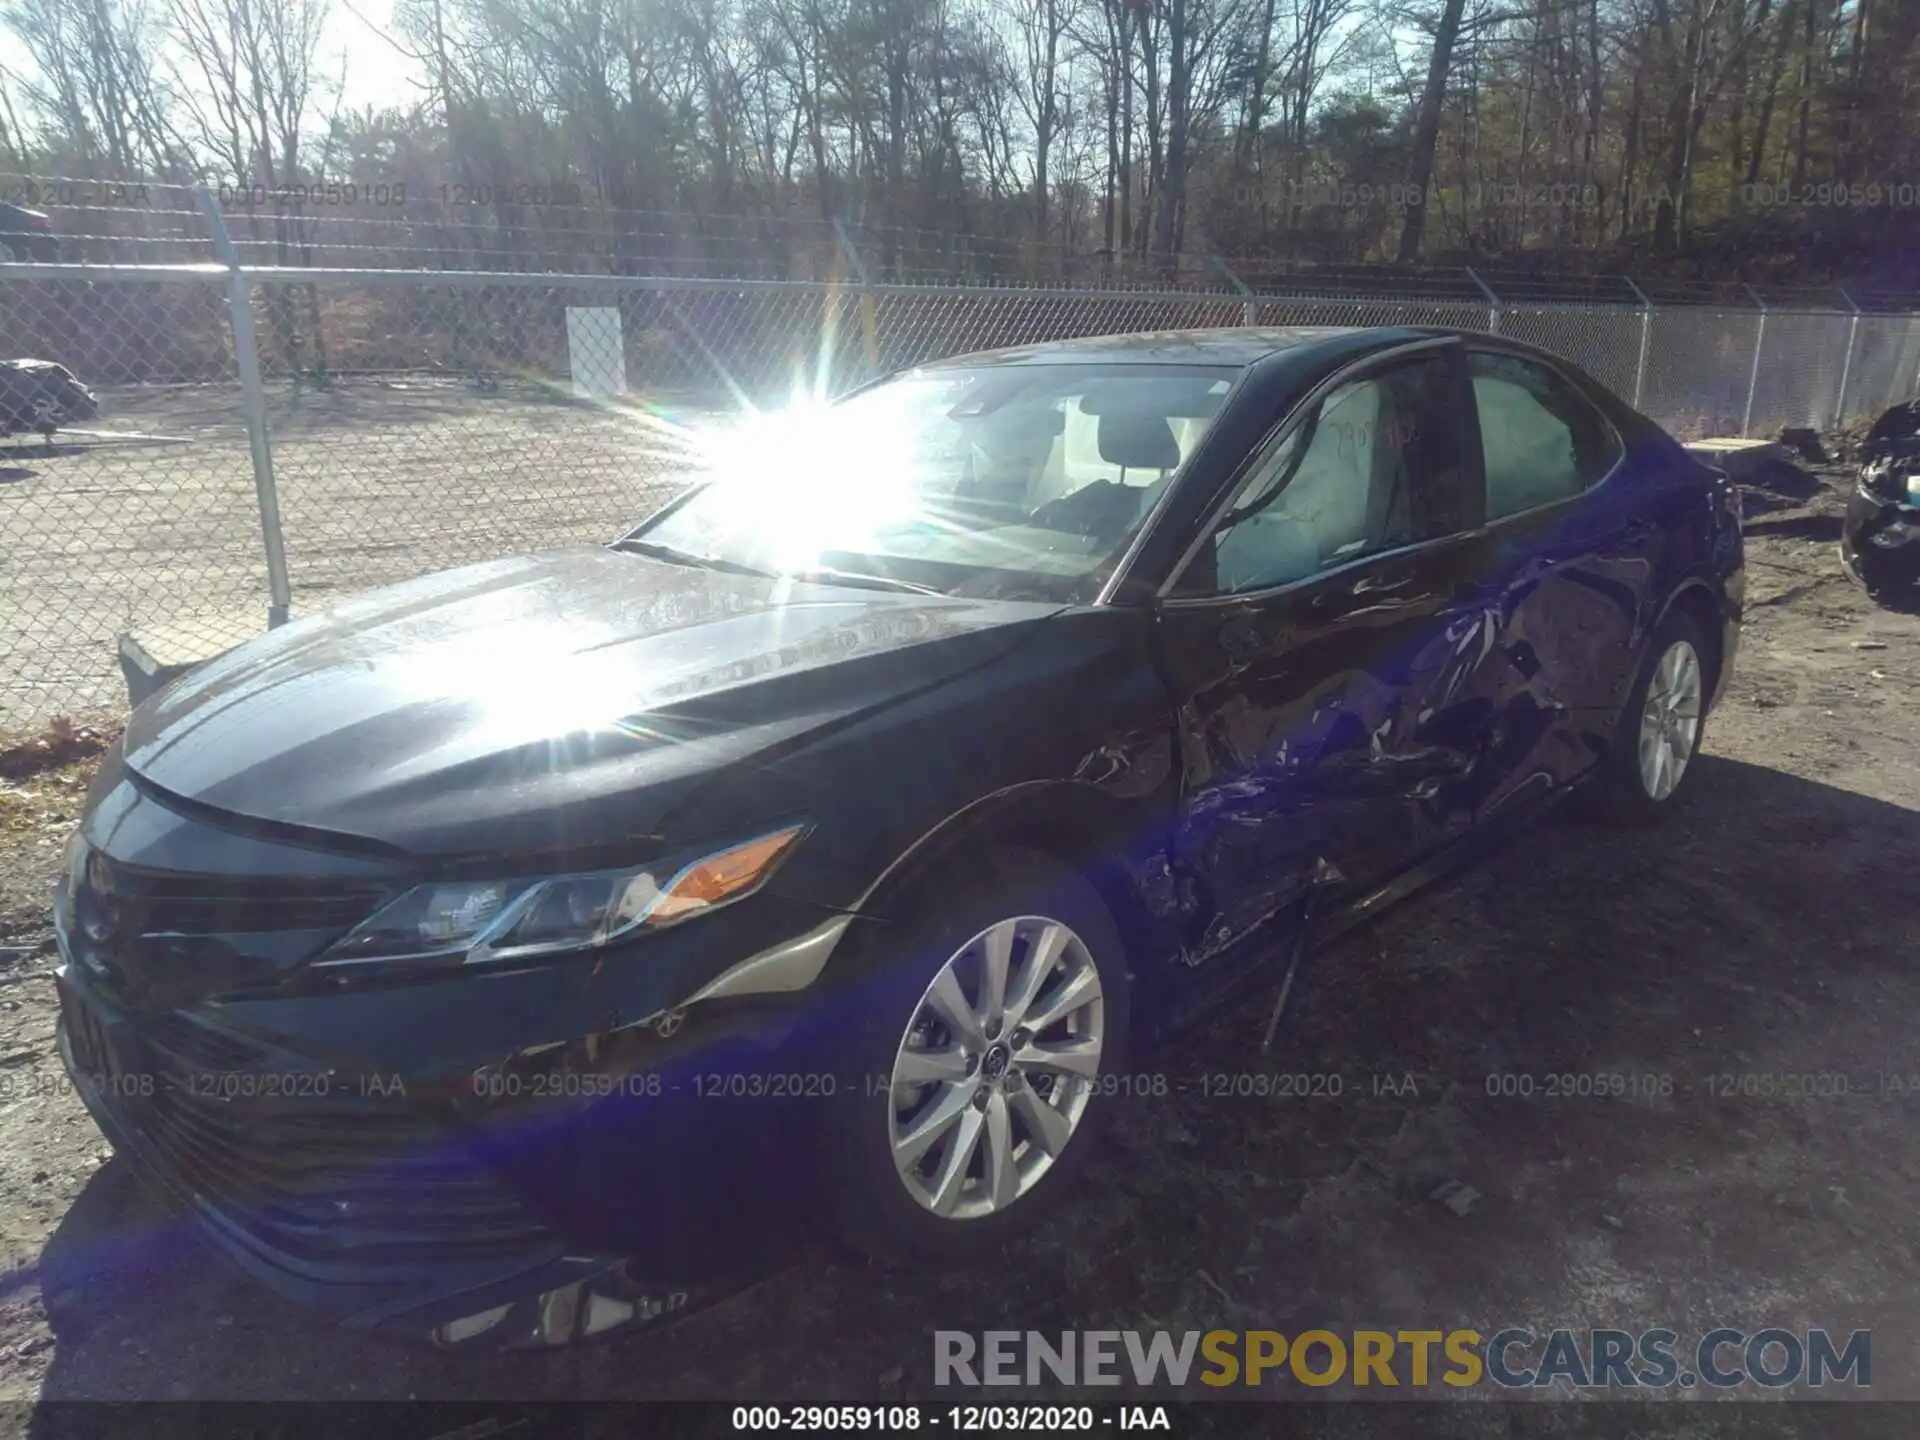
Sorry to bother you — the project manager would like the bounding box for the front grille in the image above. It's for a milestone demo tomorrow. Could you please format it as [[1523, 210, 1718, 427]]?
[[64, 990, 115, 1081], [144, 1012, 260, 1071], [76, 849, 388, 938], [68, 850, 393, 1008], [67, 992, 552, 1274]]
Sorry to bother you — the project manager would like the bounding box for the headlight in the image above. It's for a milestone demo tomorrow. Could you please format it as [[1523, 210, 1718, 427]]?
[[1860, 457, 1920, 505], [315, 824, 808, 969], [60, 828, 89, 919], [62, 828, 88, 892], [1860, 458, 1900, 502]]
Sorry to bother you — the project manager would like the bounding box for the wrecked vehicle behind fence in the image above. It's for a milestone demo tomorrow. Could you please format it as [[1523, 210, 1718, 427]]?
[[1843, 398, 1920, 597], [0, 358, 100, 439]]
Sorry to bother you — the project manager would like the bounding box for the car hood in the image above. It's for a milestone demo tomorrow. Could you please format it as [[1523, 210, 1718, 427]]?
[[122, 549, 1061, 858]]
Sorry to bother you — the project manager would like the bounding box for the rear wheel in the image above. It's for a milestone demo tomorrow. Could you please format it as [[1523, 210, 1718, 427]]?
[[828, 849, 1129, 1263], [1582, 612, 1709, 825]]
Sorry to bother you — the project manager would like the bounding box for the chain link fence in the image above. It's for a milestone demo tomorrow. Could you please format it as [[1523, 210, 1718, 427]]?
[[5, 252, 1920, 731], [1, 271, 272, 726]]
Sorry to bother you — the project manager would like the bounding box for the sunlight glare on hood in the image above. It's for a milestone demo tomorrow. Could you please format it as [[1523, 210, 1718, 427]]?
[[397, 621, 653, 746]]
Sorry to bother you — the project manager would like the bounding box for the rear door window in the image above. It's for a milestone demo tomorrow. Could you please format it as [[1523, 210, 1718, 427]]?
[[1469, 352, 1622, 521]]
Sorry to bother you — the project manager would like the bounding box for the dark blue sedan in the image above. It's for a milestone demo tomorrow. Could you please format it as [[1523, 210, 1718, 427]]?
[[52, 326, 1743, 1349]]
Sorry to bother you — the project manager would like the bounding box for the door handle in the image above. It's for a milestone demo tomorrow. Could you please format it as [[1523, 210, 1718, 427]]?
[[1217, 614, 1264, 659]]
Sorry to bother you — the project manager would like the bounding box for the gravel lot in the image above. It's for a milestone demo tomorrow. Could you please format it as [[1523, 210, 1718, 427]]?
[[0, 456, 1917, 1426], [0, 379, 687, 727]]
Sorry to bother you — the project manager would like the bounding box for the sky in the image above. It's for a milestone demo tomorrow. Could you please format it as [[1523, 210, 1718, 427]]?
[[320, 0, 432, 113]]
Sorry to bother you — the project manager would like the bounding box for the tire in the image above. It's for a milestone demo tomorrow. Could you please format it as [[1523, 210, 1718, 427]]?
[[1581, 610, 1711, 826], [30, 395, 58, 443], [826, 846, 1131, 1264]]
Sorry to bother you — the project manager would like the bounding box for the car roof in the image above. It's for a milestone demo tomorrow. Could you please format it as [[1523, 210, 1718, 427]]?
[[908, 324, 1637, 422], [916, 325, 1441, 370]]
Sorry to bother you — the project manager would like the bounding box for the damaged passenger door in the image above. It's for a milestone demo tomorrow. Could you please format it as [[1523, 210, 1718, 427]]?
[[1149, 341, 1489, 974]]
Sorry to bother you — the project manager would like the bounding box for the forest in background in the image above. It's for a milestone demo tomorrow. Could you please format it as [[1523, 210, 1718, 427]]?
[[1, 0, 1918, 289]]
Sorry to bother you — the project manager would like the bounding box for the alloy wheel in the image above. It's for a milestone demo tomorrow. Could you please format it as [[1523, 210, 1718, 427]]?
[[886, 914, 1105, 1220], [1638, 638, 1702, 802]]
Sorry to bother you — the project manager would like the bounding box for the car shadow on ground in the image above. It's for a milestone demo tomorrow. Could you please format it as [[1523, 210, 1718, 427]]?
[[1752, 460, 1824, 500], [1741, 513, 1844, 542], [1737, 462, 1824, 521], [26, 754, 1920, 1405]]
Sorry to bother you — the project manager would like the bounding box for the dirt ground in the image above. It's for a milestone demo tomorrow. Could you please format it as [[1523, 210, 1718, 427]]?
[[0, 456, 1917, 1423]]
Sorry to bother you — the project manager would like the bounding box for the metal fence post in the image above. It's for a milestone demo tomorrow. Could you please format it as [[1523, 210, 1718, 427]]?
[[193, 186, 291, 628], [1466, 267, 1500, 334], [1623, 275, 1655, 412], [1209, 256, 1259, 325], [1833, 288, 1862, 430], [832, 217, 880, 373], [1742, 285, 1769, 438]]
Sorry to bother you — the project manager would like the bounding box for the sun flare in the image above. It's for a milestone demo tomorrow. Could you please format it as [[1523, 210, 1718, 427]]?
[[684, 391, 926, 569]]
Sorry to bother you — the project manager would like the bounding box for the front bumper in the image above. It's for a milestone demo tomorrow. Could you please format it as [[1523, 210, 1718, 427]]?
[[52, 902, 857, 1347], [1842, 487, 1920, 589]]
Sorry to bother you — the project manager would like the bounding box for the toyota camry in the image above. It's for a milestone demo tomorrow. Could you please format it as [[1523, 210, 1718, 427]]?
[[52, 326, 1743, 1349]]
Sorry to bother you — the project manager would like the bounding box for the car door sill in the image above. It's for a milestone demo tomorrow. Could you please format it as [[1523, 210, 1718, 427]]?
[[1147, 784, 1582, 1052]]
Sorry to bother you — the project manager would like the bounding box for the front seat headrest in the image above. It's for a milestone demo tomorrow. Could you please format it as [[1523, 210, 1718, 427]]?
[[1097, 412, 1181, 472]]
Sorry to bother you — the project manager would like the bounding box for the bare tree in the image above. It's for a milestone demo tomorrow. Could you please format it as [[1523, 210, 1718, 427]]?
[[4, 0, 1907, 281], [1743, 0, 1796, 183], [1273, 0, 1361, 237], [2, 0, 187, 174], [168, 0, 332, 369], [1073, 0, 1137, 258], [1395, 0, 1469, 259], [0, 66, 27, 169], [1149, 0, 1256, 272], [167, 0, 330, 186], [1002, 0, 1080, 244]]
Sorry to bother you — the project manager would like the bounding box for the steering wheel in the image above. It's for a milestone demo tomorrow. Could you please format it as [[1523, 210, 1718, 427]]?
[[1025, 488, 1094, 534], [1027, 480, 1143, 540]]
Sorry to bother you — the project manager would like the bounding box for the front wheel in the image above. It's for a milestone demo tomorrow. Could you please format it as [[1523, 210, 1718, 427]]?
[[827, 849, 1130, 1264], [1582, 612, 1710, 825]]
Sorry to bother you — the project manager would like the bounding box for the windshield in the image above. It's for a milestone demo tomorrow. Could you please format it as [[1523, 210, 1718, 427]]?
[[625, 362, 1242, 601]]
